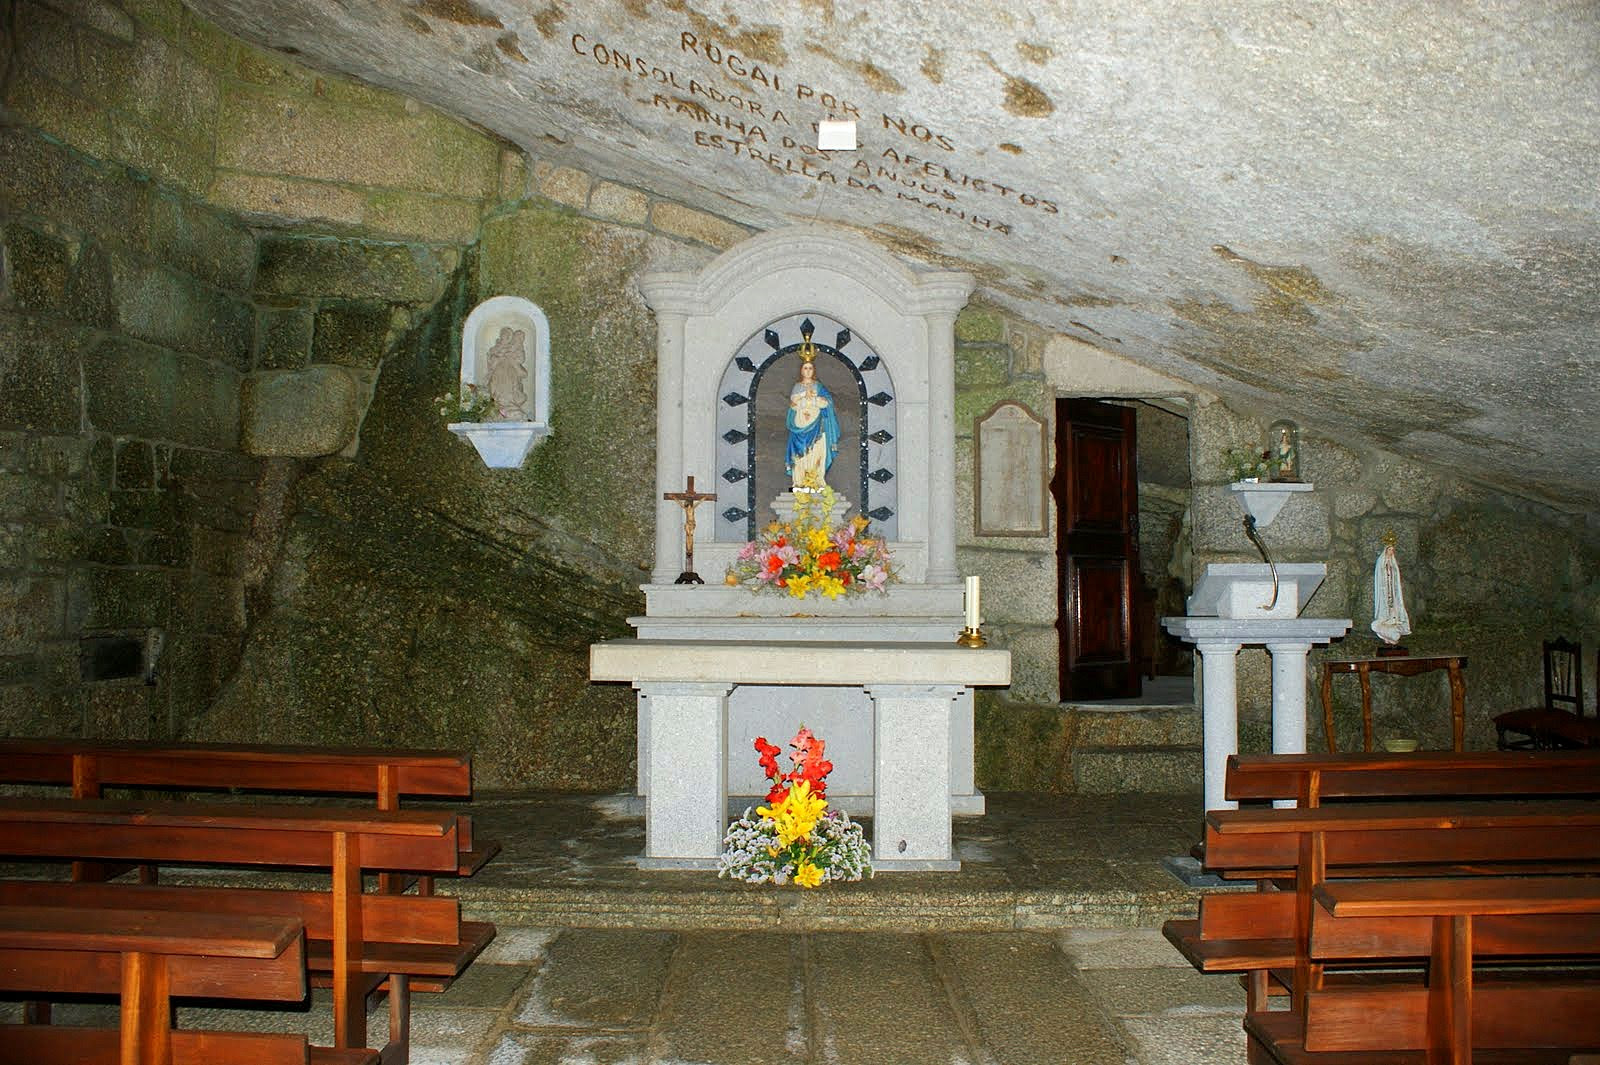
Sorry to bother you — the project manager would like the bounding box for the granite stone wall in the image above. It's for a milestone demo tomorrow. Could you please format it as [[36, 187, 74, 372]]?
[[0, 0, 745, 785], [5, 0, 1598, 793], [1190, 398, 1600, 754], [950, 310, 1600, 791], [0, 127, 262, 739]]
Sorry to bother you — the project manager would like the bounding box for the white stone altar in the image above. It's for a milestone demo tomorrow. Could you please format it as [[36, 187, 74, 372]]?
[[1164, 564, 1352, 813], [588, 225, 1011, 871], [591, 641, 1011, 870]]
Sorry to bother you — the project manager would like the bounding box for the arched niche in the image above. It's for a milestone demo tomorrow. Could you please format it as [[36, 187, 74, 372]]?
[[460, 296, 551, 428], [638, 226, 973, 586], [713, 312, 898, 543]]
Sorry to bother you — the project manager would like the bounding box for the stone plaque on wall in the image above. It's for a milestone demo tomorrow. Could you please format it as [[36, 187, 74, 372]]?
[[975, 400, 1048, 537]]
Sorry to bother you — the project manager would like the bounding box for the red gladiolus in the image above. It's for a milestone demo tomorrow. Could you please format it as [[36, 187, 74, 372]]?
[[796, 757, 833, 798], [766, 783, 790, 804], [754, 736, 782, 781]]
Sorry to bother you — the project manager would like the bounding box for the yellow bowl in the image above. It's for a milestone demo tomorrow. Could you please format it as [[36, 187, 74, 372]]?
[[1382, 738, 1419, 753]]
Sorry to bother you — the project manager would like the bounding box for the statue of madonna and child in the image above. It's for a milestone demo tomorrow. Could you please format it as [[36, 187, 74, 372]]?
[[785, 351, 841, 491]]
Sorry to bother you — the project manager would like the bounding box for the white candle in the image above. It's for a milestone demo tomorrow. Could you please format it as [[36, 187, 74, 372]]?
[[965, 575, 980, 630]]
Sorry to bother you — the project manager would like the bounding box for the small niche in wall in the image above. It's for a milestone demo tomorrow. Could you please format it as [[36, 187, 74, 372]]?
[[448, 296, 553, 468], [79, 635, 144, 682]]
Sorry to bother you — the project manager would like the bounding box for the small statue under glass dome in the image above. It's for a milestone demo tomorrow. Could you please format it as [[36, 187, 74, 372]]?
[[1268, 419, 1300, 482]]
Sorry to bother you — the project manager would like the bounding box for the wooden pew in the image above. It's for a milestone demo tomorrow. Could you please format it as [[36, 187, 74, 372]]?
[[0, 739, 476, 804], [0, 903, 376, 1065], [1172, 751, 1600, 1013], [0, 739, 494, 891], [1165, 800, 1600, 1013], [1242, 877, 1600, 1064], [0, 798, 495, 1065], [1225, 749, 1600, 808]]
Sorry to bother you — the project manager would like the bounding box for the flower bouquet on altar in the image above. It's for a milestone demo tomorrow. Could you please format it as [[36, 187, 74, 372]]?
[[724, 485, 894, 600], [717, 727, 872, 887]]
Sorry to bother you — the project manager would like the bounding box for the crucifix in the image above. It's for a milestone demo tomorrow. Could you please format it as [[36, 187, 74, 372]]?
[[664, 475, 717, 585]]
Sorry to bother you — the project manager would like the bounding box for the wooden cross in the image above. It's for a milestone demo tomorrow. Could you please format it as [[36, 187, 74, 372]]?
[[664, 475, 717, 585]]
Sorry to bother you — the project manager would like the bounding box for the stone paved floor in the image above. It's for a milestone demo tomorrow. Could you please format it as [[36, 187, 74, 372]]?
[[2, 791, 1250, 1063]]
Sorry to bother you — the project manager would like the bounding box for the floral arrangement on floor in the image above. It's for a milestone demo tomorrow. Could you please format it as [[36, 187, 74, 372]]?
[[717, 727, 872, 887], [724, 486, 894, 600]]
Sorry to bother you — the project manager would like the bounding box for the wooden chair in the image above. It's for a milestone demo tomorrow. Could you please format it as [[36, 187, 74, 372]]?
[[1494, 638, 1584, 750]]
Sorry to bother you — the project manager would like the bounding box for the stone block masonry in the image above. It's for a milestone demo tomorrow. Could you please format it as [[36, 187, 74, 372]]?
[[0, 0, 478, 742], [0, 126, 264, 740]]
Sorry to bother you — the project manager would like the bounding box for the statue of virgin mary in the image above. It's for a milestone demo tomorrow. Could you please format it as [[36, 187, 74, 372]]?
[[786, 352, 840, 491]]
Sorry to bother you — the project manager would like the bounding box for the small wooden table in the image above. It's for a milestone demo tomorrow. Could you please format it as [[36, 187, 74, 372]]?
[[1318, 653, 1468, 753]]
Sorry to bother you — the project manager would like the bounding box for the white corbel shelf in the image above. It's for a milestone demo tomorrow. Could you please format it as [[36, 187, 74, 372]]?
[[1229, 479, 1313, 528]]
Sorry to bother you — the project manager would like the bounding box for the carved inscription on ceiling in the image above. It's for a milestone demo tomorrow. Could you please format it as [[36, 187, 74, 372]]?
[[567, 29, 1061, 238]]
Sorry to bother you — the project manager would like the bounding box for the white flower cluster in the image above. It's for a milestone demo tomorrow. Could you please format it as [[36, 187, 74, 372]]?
[[716, 810, 786, 884], [812, 810, 873, 882], [715, 808, 873, 886]]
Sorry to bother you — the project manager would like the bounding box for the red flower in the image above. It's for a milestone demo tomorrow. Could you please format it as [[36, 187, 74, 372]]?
[[817, 550, 842, 571], [766, 783, 790, 804], [841, 572, 853, 585], [795, 757, 833, 798], [754, 737, 782, 781], [763, 554, 784, 576]]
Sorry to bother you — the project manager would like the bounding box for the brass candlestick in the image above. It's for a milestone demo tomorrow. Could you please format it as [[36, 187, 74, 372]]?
[[956, 626, 987, 648]]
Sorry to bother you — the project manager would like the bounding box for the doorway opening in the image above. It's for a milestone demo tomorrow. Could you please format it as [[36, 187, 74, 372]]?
[[1052, 397, 1193, 705]]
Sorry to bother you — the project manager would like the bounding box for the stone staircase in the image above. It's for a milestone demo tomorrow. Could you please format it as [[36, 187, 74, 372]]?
[[1066, 688, 1202, 794]]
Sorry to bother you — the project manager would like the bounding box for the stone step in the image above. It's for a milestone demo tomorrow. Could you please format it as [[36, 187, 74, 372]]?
[[1071, 744, 1202, 795], [1068, 705, 1202, 748]]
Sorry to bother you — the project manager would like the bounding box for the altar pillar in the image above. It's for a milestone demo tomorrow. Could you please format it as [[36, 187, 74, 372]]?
[[636, 680, 730, 869], [651, 310, 687, 584], [869, 684, 961, 871], [1267, 640, 1315, 809], [1195, 639, 1242, 813], [924, 310, 958, 584], [1266, 641, 1315, 755]]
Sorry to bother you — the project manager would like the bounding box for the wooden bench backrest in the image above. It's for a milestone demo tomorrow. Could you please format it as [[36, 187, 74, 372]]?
[[0, 903, 307, 1001], [0, 1026, 349, 1065], [1204, 799, 1600, 874], [0, 739, 473, 803], [0, 879, 462, 946], [0, 797, 465, 873], [1311, 877, 1600, 960], [1300, 877, 1600, 1056], [1226, 750, 1600, 805]]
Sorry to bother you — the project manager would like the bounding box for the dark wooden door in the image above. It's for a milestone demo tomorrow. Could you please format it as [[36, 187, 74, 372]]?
[[1052, 399, 1140, 701]]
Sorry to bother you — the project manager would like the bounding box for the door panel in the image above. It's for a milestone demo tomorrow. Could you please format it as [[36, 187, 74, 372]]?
[[1053, 399, 1140, 701]]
